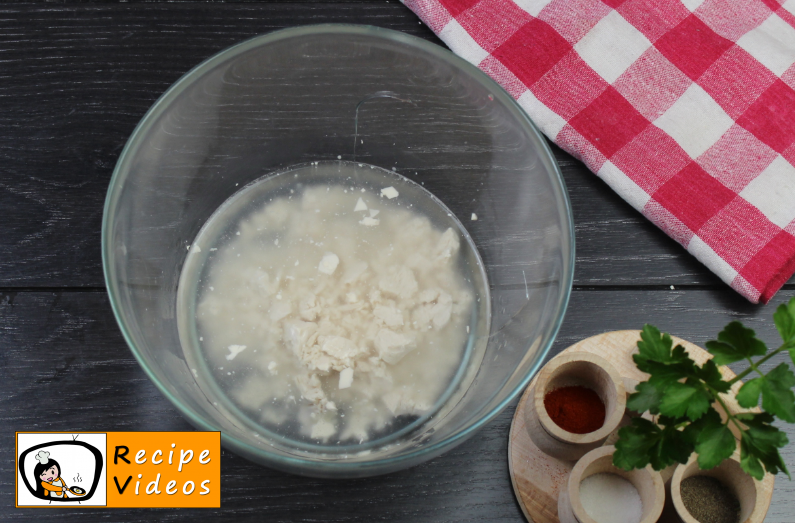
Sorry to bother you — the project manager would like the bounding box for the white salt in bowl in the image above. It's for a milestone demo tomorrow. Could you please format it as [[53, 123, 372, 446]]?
[[103, 24, 573, 477], [559, 446, 665, 523]]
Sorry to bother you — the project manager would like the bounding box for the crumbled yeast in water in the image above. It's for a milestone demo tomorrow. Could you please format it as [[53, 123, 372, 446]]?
[[196, 185, 473, 442]]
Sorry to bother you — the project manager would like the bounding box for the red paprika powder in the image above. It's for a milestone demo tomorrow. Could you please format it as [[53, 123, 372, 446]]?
[[543, 386, 605, 434]]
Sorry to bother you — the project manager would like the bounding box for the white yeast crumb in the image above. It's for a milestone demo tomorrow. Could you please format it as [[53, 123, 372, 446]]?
[[318, 252, 340, 275], [268, 361, 278, 375], [311, 419, 336, 440], [191, 245, 202, 253], [210, 248, 217, 251], [381, 186, 399, 199], [269, 301, 292, 322], [374, 329, 415, 364], [359, 217, 380, 226], [339, 368, 354, 389], [471, 213, 478, 221], [373, 304, 404, 327], [670, 285, 675, 290], [225, 345, 247, 360], [354, 198, 368, 212]]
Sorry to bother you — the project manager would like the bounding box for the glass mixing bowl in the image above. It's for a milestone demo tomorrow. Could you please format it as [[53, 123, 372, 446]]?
[[102, 24, 574, 477]]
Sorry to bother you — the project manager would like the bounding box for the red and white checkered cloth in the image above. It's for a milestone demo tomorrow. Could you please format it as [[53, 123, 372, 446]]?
[[404, 0, 795, 303]]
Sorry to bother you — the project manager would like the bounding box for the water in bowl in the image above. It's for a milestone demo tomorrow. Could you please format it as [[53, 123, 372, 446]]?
[[177, 161, 489, 451]]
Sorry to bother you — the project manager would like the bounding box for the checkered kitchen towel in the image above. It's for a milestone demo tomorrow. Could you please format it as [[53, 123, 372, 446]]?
[[404, 0, 795, 303]]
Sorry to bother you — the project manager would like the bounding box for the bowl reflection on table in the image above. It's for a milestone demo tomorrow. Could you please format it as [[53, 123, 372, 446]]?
[[102, 24, 574, 477]]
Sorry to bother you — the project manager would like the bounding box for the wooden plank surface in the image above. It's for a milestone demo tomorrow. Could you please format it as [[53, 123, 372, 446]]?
[[2, 3, 788, 288], [3, 3, 795, 522], [2, 289, 794, 521]]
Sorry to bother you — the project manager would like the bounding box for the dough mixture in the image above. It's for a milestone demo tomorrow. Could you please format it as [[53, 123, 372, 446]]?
[[194, 183, 475, 442]]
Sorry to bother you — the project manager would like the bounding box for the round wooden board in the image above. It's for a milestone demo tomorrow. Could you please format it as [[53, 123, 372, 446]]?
[[508, 330, 775, 523]]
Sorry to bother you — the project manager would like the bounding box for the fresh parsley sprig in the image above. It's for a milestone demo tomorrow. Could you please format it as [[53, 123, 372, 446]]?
[[613, 297, 795, 480]]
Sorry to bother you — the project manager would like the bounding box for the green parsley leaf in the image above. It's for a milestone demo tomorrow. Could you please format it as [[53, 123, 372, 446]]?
[[705, 321, 767, 365], [737, 413, 790, 478], [637, 325, 673, 363], [736, 366, 795, 420], [634, 359, 693, 387], [659, 381, 712, 420], [627, 381, 664, 415], [682, 408, 721, 445], [760, 363, 795, 423], [613, 417, 694, 471], [695, 418, 736, 469], [736, 378, 764, 409], [740, 438, 766, 480], [671, 344, 690, 362], [657, 414, 688, 426], [741, 417, 790, 479], [618, 319, 795, 477], [695, 360, 732, 393], [773, 297, 795, 345], [613, 418, 661, 470], [659, 424, 695, 468], [633, 327, 698, 398], [735, 411, 774, 424]]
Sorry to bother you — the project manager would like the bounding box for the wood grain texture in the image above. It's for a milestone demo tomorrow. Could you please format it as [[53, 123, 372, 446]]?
[[3, 3, 795, 522], [2, 289, 794, 521], [0, 2, 439, 288], [2, 3, 790, 289]]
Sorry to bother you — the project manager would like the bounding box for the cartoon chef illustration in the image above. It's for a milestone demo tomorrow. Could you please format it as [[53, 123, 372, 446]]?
[[33, 450, 70, 499]]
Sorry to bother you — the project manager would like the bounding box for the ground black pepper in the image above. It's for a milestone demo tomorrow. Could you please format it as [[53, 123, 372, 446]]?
[[680, 475, 740, 523]]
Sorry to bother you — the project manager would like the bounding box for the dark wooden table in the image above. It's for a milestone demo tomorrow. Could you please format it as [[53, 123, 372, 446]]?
[[2, 2, 794, 521]]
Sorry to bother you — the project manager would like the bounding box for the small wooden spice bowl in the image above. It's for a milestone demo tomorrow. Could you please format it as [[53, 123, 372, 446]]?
[[525, 351, 626, 461], [670, 452, 766, 523], [558, 445, 665, 523]]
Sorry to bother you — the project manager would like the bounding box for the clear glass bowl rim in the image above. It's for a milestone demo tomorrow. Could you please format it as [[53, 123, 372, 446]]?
[[101, 23, 575, 473]]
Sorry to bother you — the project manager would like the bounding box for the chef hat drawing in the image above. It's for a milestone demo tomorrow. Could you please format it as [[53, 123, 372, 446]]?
[[34, 450, 50, 465]]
